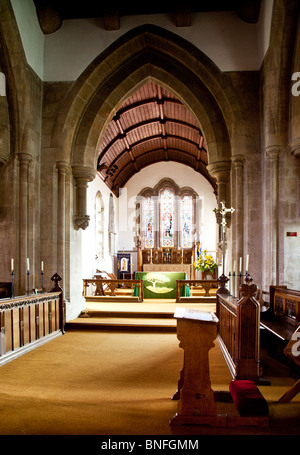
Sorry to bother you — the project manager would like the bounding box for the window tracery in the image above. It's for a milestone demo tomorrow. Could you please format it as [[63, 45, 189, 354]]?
[[137, 178, 198, 250]]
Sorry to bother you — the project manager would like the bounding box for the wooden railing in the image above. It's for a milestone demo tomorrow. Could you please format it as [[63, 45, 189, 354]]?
[[83, 278, 144, 302], [176, 279, 219, 301], [216, 276, 260, 382], [0, 291, 64, 365]]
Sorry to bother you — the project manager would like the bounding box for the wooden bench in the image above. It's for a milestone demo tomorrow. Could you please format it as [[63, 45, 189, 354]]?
[[260, 286, 300, 364], [260, 286, 300, 337]]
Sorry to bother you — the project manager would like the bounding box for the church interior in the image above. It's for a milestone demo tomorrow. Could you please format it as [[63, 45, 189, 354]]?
[[0, 0, 300, 437]]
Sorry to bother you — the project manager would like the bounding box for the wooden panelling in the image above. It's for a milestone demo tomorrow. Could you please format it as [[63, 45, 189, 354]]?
[[0, 292, 63, 364], [217, 283, 260, 382]]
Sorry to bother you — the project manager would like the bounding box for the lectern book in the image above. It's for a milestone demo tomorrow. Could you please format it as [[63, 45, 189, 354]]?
[[174, 307, 218, 323]]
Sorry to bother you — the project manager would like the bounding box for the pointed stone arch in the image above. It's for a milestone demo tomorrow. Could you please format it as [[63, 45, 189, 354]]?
[[51, 24, 255, 233]]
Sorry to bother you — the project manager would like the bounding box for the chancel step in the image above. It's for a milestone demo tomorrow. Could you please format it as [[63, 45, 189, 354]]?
[[65, 300, 217, 333]]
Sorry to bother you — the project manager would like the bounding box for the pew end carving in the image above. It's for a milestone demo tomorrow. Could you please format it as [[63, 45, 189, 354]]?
[[216, 274, 261, 383]]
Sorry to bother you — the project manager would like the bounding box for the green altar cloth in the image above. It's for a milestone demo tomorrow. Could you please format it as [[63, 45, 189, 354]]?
[[134, 271, 190, 299]]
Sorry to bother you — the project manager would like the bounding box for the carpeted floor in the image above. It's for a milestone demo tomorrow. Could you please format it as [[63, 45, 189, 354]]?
[[0, 327, 299, 437]]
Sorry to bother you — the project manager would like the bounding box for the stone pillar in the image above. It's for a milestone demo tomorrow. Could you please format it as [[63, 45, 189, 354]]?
[[72, 166, 96, 230], [207, 161, 231, 206], [18, 153, 32, 294], [56, 161, 69, 285], [207, 160, 232, 270], [266, 145, 280, 284], [232, 156, 245, 294]]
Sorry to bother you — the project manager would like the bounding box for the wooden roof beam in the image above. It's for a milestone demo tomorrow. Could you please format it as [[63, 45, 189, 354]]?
[[103, 8, 120, 30], [175, 6, 191, 27]]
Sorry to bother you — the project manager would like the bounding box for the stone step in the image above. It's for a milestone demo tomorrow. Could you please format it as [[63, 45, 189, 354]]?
[[65, 300, 217, 333], [65, 316, 177, 332]]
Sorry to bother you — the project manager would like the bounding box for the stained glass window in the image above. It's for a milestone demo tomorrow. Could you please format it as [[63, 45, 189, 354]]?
[[95, 192, 104, 258], [161, 189, 174, 247], [144, 197, 154, 248], [181, 196, 193, 248]]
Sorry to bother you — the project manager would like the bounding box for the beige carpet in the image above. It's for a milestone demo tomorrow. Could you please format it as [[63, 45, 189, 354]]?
[[0, 326, 299, 436]]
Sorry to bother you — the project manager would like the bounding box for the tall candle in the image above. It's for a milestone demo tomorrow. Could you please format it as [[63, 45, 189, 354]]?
[[239, 257, 242, 273], [246, 254, 249, 272], [11, 258, 14, 273], [233, 260, 236, 273], [27, 258, 30, 272], [41, 260, 44, 272]]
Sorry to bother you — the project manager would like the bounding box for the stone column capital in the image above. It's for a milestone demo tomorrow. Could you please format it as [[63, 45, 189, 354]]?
[[231, 155, 245, 169], [266, 145, 280, 161], [0, 150, 9, 166], [206, 160, 231, 182], [56, 160, 70, 174], [72, 165, 96, 183], [18, 153, 32, 167], [288, 137, 300, 157], [72, 165, 95, 231]]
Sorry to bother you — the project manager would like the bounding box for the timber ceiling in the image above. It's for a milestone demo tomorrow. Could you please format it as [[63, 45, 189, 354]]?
[[34, 1, 262, 33], [97, 81, 214, 195]]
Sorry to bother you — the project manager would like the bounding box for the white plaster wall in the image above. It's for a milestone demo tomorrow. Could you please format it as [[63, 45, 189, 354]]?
[[10, 0, 272, 82], [118, 161, 217, 255], [82, 175, 118, 279], [10, 0, 44, 79], [43, 9, 272, 82]]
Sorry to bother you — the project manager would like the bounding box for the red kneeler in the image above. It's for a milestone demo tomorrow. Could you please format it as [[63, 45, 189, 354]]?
[[229, 380, 269, 417]]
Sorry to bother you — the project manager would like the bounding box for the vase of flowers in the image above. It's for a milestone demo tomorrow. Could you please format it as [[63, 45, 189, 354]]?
[[194, 250, 218, 279]]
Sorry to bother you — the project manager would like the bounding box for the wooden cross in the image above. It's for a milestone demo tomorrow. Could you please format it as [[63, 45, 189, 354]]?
[[214, 201, 235, 276]]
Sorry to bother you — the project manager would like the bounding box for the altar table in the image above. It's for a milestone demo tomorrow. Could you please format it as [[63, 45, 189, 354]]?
[[134, 271, 190, 299]]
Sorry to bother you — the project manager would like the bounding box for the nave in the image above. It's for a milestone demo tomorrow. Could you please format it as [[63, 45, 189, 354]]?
[[0, 300, 299, 437]]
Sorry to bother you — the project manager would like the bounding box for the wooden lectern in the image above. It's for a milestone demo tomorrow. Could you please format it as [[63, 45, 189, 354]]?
[[170, 308, 220, 425]]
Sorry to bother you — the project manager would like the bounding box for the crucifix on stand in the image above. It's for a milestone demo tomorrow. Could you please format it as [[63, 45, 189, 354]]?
[[214, 201, 235, 294]]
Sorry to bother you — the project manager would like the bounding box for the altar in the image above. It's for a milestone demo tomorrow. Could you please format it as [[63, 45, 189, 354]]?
[[143, 263, 192, 279], [134, 271, 190, 299]]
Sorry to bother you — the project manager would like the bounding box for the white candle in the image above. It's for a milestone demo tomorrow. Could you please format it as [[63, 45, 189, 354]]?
[[239, 257, 242, 273], [246, 254, 249, 272], [41, 260, 44, 272], [11, 258, 14, 273], [27, 258, 30, 272], [233, 260, 236, 273]]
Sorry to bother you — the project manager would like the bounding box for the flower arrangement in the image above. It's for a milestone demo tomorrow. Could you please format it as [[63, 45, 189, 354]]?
[[194, 250, 218, 274]]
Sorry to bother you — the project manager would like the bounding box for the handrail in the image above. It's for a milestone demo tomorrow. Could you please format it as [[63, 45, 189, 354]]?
[[83, 278, 144, 302], [176, 279, 219, 300]]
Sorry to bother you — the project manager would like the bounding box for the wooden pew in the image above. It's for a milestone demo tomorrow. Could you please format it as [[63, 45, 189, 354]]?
[[216, 275, 261, 382], [260, 286, 300, 362]]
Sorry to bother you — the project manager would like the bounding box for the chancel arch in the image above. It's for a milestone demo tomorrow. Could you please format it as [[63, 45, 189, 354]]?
[[50, 25, 237, 205], [45, 23, 252, 309]]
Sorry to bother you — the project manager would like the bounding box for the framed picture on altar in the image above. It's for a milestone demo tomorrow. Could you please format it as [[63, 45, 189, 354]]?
[[117, 253, 131, 274]]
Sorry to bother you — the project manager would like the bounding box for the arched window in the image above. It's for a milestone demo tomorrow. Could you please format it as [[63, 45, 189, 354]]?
[[181, 196, 193, 248], [144, 197, 154, 248], [95, 191, 104, 259], [160, 189, 174, 247], [137, 178, 198, 250]]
